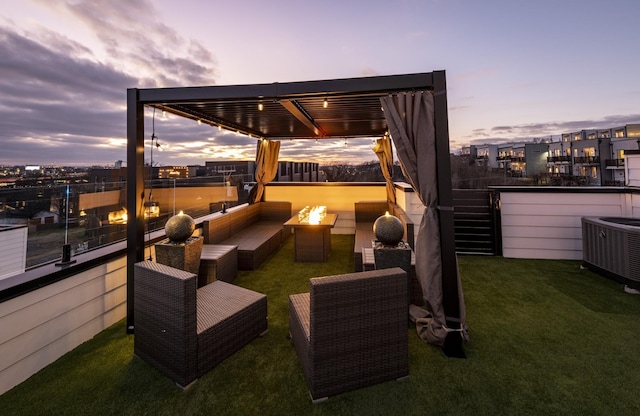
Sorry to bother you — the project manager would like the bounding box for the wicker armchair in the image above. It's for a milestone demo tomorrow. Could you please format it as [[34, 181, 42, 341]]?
[[288, 267, 408, 402], [134, 260, 267, 388]]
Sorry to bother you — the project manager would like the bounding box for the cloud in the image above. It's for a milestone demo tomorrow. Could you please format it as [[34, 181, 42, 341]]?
[[0, 1, 219, 166]]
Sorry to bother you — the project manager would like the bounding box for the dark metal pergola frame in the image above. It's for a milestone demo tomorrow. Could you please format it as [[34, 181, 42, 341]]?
[[126, 71, 461, 351]]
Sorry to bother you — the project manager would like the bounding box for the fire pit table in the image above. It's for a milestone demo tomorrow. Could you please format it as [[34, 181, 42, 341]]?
[[284, 206, 337, 262]]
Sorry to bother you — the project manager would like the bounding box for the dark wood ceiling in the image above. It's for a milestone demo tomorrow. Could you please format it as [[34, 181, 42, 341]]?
[[136, 72, 437, 140]]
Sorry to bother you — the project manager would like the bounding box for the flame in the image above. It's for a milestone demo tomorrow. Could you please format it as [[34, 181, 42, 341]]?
[[307, 206, 327, 225]]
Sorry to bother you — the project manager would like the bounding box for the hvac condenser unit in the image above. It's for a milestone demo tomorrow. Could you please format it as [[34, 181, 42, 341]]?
[[582, 217, 640, 289]]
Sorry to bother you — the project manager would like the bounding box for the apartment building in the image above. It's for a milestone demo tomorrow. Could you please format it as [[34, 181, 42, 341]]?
[[470, 123, 640, 185]]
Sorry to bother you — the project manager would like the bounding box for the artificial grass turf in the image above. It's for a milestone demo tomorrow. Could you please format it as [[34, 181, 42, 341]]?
[[1, 235, 639, 415]]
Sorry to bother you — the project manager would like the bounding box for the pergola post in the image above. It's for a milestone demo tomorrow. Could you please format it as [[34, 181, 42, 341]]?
[[433, 71, 464, 357], [126, 88, 145, 333]]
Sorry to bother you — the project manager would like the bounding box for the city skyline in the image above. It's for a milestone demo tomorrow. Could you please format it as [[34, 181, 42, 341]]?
[[1, 0, 639, 166]]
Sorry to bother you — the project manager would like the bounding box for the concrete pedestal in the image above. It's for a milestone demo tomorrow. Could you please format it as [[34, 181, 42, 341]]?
[[154, 236, 203, 275], [374, 241, 412, 304], [373, 241, 411, 273]]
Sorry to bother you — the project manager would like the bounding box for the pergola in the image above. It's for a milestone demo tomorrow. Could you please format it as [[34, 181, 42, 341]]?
[[126, 71, 466, 355]]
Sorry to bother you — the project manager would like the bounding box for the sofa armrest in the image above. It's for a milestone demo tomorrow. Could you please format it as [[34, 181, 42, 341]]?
[[354, 201, 388, 223], [133, 261, 198, 387], [258, 201, 292, 222]]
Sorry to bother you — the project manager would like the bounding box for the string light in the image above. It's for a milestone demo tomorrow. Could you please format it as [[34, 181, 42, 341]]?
[[197, 119, 202, 125]]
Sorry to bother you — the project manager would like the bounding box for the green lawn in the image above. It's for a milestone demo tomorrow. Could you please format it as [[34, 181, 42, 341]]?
[[2, 235, 639, 415]]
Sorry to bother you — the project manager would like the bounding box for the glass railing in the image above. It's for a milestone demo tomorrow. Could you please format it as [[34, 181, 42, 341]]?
[[0, 175, 254, 271]]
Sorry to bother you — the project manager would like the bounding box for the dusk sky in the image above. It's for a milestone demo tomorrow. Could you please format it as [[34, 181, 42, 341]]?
[[1, 0, 639, 167]]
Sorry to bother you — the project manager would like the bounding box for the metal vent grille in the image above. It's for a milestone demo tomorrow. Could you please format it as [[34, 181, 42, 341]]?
[[582, 217, 640, 283], [628, 233, 640, 282]]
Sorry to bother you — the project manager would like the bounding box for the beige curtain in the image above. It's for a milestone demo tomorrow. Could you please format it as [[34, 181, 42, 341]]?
[[373, 136, 396, 204], [248, 139, 281, 204], [380, 91, 467, 347]]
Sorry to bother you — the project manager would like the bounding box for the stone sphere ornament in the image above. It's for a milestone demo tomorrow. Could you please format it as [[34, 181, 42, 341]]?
[[373, 211, 404, 246], [165, 211, 195, 243]]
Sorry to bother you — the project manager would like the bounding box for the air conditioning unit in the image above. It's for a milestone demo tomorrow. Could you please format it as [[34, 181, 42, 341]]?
[[582, 217, 640, 289]]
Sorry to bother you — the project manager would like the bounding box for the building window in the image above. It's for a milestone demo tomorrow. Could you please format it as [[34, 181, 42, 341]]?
[[615, 130, 624, 138]]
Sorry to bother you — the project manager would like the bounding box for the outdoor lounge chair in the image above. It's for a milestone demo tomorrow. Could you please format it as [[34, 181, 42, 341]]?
[[288, 267, 409, 402], [133, 260, 267, 388]]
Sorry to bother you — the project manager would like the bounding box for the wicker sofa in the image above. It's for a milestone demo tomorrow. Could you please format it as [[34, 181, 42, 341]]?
[[201, 201, 292, 270], [134, 260, 268, 388], [288, 267, 409, 402], [353, 200, 414, 272]]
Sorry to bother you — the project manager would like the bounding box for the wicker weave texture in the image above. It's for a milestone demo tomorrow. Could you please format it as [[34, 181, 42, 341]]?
[[289, 267, 408, 401], [202, 202, 291, 270], [198, 244, 238, 285], [134, 261, 267, 388]]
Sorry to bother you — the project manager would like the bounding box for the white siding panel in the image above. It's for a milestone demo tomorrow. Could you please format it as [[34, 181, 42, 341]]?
[[501, 205, 624, 218], [0, 303, 125, 396], [499, 191, 629, 260], [632, 193, 640, 217], [500, 192, 624, 207], [503, 236, 582, 251], [0, 226, 27, 280], [501, 226, 581, 239], [626, 155, 640, 187], [0, 255, 127, 395]]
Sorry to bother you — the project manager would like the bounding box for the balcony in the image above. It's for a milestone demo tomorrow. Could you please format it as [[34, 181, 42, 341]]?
[[573, 156, 600, 165], [606, 158, 625, 168], [547, 155, 571, 163]]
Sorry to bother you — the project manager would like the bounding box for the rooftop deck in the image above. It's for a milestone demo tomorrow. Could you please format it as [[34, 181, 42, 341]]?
[[1, 234, 639, 415]]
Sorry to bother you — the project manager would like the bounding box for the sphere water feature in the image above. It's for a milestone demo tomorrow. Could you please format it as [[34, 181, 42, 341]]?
[[165, 212, 195, 243], [373, 212, 404, 246]]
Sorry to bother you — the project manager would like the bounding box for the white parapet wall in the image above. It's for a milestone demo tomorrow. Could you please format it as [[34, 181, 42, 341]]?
[[265, 182, 387, 234], [0, 255, 127, 395], [497, 188, 635, 260], [265, 182, 424, 236], [0, 225, 28, 280], [626, 154, 640, 187]]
